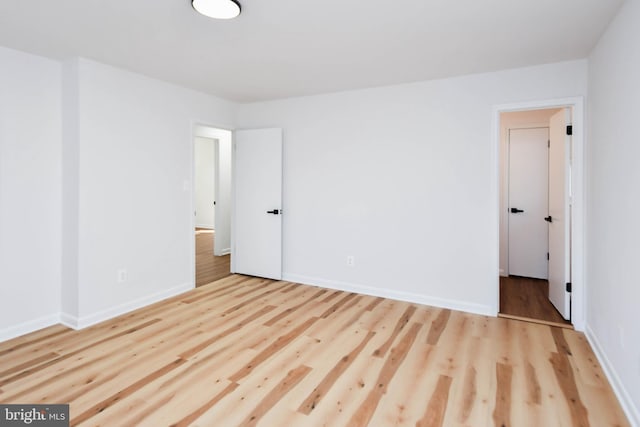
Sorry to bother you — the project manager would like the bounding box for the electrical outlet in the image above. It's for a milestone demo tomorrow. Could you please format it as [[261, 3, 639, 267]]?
[[117, 269, 127, 283], [346, 256, 355, 267]]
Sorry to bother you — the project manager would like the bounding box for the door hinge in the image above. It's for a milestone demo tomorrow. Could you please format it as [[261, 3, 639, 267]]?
[[566, 282, 572, 293], [548, 140, 550, 148], [566, 125, 573, 136], [547, 252, 549, 260]]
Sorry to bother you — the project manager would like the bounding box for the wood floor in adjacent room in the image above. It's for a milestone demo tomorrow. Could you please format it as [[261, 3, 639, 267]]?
[[499, 275, 571, 326], [195, 228, 230, 287], [0, 276, 629, 426]]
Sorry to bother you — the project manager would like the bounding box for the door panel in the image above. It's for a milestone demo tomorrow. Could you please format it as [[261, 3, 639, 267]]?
[[194, 137, 216, 229], [508, 127, 549, 279], [233, 128, 283, 280], [548, 109, 572, 319]]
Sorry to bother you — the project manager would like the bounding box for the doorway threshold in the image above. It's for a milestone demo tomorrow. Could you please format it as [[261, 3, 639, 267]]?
[[498, 313, 574, 329]]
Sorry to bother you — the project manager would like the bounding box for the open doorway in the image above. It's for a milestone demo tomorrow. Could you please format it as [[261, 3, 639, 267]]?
[[193, 124, 232, 287], [498, 107, 572, 327]]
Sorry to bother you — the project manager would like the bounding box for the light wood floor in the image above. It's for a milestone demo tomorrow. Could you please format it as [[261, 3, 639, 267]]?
[[195, 228, 230, 287], [500, 276, 571, 326], [0, 275, 629, 426]]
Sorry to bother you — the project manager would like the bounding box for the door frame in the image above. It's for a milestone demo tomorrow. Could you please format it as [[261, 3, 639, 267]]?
[[190, 121, 234, 288], [492, 97, 585, 331]]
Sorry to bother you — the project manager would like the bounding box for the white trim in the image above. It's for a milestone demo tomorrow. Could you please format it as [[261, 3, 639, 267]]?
[[195, 224, 215, 229], [192, 121, 235, 277], [219, 247, 231, 256], [0, 314, 60, 343], [59, 312, 78, 329], [230, 135, 236, 274], [61, 282, 193, 330], [283, 273, 493, 317], [586, 327, 640, 427], [492, 96, 585, 331]]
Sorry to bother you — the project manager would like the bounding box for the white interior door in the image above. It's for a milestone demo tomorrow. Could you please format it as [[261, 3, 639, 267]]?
[[548, 109, 572, 319], [194, 137, 216, 229], [508, 127, 549, 279], [233, 128, 283, 280]]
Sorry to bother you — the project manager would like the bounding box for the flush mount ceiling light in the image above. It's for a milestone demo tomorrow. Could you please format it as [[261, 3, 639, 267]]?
[[192, 0, 241, 19]]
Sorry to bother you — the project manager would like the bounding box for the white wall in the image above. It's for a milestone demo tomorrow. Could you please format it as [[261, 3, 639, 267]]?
[[61, 58, 80, 324], [499, 109, 560, 275], [194, 125, 232, 255], [237, 60, 587, 315], [587, 0, 640, 423], [195, 137, 216, 229], [0, 47, 62, 339], [63, 59, 236, 326]]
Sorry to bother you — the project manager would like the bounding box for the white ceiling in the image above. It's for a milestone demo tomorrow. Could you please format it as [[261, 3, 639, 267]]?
[[0, 0, 624, 102]]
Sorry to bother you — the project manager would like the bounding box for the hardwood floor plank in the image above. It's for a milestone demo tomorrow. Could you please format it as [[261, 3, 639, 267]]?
[[524, 361, 542, 406], [71, 358, 187, 426], [493, 362, 513, 427], [563, 332, 607, 388], [319, 293, 358, 319], [550, 352, 590, 427], [459, 365, 477, 423], [170, 382, 239, 427], [416, 374, 453, 427], [221, 281, 290, 315], [240, 365, 312, 426], [179, 304, 277, 359], [426, 308, 451, 346], [0, 352, 60, 378], [372, 304, 417, 358], [0, 318, 162, 388], [320, 290, 341, 303], [298, 331, 376, 415], [551, 326, 573, 355], [0, 326, 72, 358], [228, 316, 319, 382], [182, 275, 252, 304], [263, 289, 327, 327], [348, 322, 422, 426]]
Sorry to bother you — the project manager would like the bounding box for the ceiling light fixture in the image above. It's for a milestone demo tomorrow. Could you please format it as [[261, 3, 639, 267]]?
[[192, 0, 241, 20]]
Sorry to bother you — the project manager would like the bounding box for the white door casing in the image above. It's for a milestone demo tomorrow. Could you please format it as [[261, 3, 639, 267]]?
[[233, 128, 283, 280], [548, 108, 572, 319], [493, 97, 584, 332], [508, 127, 549, 279], [214, 136, 232, 256]]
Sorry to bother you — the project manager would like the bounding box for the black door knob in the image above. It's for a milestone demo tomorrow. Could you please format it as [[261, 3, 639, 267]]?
[[544, 216, 553, 223], [510, 208, 524, 213], [266, 209, 280, 215]]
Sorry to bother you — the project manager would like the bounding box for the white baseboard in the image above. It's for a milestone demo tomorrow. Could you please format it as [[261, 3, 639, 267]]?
[[0, 313, 60, 343], [59, 312, 78, 330], [586, 326, 640, 427], [215, 247, 231, 256], [282, 273, 493, 317], [60, 282, 194, 330], [195, 224, 215, 230]]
